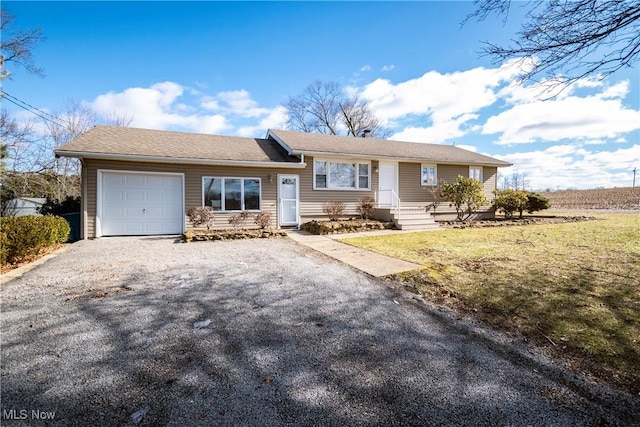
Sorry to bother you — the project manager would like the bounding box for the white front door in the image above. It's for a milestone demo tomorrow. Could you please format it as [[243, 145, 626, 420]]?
[[378, 161, 398, 207], [278, 174, 299, 226], [99, 171, 184, 236]]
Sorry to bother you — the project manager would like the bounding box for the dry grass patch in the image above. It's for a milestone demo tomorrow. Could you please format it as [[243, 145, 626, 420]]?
[[343, 213, 640, 394]]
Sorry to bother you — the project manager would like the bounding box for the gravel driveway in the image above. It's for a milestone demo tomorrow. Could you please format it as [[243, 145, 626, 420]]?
[[1, 237, 638, 426]]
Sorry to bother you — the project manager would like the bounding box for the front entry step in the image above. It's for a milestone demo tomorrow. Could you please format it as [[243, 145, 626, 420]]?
[[391, 209, 439, 231]]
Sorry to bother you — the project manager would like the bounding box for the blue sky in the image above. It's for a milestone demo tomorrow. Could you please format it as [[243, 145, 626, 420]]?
[[3, 1, 639, 189]]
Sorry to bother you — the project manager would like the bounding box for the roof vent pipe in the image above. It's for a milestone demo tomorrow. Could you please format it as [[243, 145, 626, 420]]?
[[361, 129, 372, 138]]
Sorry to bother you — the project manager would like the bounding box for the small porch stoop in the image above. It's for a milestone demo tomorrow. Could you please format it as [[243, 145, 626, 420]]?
[[391, 206, 439, 231]]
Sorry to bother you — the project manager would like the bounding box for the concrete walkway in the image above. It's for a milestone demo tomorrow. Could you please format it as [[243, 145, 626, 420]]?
[[287, 229, 426, 277]]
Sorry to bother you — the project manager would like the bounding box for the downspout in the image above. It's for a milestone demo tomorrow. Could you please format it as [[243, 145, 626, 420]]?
[[80, 157, 88, 240]]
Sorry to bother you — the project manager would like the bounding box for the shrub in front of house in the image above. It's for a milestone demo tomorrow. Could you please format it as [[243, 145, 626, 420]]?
[[492, 190, 551, 219], [254, 211, 272, 229], [493, 189, 528, 219], [228, 211, 250, 229], [522, 191, 551, 216], [186, 206, 214, 229], [0, 215, 70, 266], [322, 201, 346, 221], [356, 197, 376, 220], [440, 176, 488, 222]]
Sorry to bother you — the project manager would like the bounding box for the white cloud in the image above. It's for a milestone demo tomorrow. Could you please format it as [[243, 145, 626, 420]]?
[[456, 144, 477, 153], [90, 82, 284, 136], [360, 65, 371, 72], [201, 89, 269, 118], [381, 65, 395, 72], [91, 81, 231, 133], [390, 113, 478, 143], [361, 60, 527, 127], [482, 90, 640, 145], [236, 105, 288, 137], [494, 144, 640, 189]]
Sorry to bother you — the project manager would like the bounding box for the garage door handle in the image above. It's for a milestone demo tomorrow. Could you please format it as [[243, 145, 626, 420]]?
[[142, 209, 146, 214]]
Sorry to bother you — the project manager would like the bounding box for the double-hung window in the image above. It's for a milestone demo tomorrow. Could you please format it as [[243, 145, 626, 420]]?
[[203, 177, 261, 211], [469, 166, 482, 182], [314, 160, 370, 190], [421, 164, 437, 186]]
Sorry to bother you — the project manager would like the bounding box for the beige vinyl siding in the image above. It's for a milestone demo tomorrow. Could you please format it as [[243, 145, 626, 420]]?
[[483, 167, 497, 200], [299, 156, 377, 220], [398, 163, 466, 203], [83, 159, 288, 238], [397, 163, 498, 219], [399, 163, 498, 203]]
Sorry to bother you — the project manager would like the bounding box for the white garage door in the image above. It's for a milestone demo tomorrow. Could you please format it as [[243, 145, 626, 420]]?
[[100, 171, 184, 236]]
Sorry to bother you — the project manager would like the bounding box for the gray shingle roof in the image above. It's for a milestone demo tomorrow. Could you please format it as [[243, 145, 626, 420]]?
[[56, 126, 299, 164], [268, 129, 511, 167], [56, 125, 511, 168]]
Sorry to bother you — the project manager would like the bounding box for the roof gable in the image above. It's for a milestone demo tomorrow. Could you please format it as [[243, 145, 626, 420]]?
[[267, 129, 511, 167]]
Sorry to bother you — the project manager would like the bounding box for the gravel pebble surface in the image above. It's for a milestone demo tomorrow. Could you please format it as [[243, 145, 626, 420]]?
[[1, 236, 639, 426]]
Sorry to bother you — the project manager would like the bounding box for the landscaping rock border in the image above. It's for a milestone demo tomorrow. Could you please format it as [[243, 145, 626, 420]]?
[[441, 215, 599, 229], [184, 228, 287, 242], [302, 219, 396, 235]]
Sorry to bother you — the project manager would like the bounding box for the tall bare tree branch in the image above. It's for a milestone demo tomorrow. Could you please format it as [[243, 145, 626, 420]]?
[[285, 80, 388, 138], [1, 8, 45, 78], [466, 0, 640, 86]]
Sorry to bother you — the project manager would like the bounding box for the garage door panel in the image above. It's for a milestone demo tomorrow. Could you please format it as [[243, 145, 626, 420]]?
[[124, 222, 144, 233], [125, 175, 145, 186], [101, 172, 184, 236], [146, 191, 164, 203], [125, 190, 145, 202], [145, 207, 163, 218], [104, 206, 126, 218]]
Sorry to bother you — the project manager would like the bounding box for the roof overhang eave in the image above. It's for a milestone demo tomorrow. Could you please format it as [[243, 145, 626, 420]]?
[[54, 150, 307, 169], [289, 149, 511, 167]]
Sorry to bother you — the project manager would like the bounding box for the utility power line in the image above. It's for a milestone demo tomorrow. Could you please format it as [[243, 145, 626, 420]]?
[[1, 91, 67, 128]]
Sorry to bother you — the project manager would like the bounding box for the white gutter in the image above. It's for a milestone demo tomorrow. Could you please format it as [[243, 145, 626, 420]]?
[[54, 150, 307, 169]]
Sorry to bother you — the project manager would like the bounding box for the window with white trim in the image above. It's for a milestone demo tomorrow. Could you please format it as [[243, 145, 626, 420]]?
[[314, 160, 370, 190], [421, 164, 437, 186], [469, 166, 482, 182], [203, 177, 261, 211]]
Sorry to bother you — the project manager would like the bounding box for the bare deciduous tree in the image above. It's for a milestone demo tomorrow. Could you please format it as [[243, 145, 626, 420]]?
[[466, 0, 640, 86], [499, 171, 530, 191], [285, 80, 387, 138], [2, 101, 132, 205], [1, 8, 45, 78]]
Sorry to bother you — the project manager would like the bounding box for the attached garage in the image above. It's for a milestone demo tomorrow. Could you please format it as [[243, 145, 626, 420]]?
[[97, 170, 184, 236]]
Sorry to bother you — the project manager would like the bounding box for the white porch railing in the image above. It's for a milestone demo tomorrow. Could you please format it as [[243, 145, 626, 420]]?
[[375, 189, 401, 221]]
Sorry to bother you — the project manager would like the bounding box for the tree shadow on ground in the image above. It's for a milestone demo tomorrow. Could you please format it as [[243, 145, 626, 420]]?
[[2, 239, 639, 426]]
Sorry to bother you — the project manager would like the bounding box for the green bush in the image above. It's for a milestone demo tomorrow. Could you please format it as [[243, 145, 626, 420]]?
[[493, 189, 529, 219], [493, 190, 551, 218], [0, 215, 70, 266], [522, 191, 551, 216], [440, 176, 488, 222]]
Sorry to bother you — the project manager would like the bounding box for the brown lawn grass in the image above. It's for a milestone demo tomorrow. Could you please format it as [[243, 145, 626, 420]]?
[[344, 212, 640, 394]]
